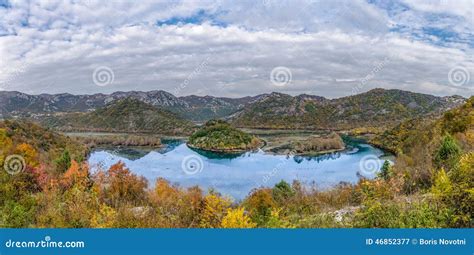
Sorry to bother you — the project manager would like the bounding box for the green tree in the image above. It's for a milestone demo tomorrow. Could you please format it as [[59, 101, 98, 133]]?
[[378, 160, 392, 180], [272, 180, 295, 204], [434, 135, 461, 170], [244, 189, 276, 226], [55, 150, 71, 174]]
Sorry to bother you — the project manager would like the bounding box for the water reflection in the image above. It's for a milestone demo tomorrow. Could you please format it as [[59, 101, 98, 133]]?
[[88, 142, 388, 200]]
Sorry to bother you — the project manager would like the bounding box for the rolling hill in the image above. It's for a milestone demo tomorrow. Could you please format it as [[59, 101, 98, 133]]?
[[0, 119, 87, 172], [1, 89, 465, 131], [41, 98, 196, 135], [230, 89, 465, 130], [371, 96, 474, 155]]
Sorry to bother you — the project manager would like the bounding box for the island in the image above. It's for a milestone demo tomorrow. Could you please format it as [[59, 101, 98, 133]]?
[[257, 130, 346, 155], [187, 120, 262, 153]]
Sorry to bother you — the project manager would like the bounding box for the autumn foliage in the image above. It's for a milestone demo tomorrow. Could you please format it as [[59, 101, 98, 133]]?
[[0, 97, 473, 229]]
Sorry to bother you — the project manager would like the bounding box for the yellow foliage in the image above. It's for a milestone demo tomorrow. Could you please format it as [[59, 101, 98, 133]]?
[[431, 168, 452, 198], [456, 153, 474, 197], [221, 207, 256, 228], [459, 152, 474, 171], [34, 189, 68, 228], [63, 185, 96, 227], [265, 208, 294, 228], [244, 188, 276, 221], [466, 130, 474, 146], [91, 204, 117, 228], [0, 129, 13, 165], [200, 193, 231, 228], [358, 179, 395, 201], [152, 178, 180, 206], [14, 143, 39, 167]]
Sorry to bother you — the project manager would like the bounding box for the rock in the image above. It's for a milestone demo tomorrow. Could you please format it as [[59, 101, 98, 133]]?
[[129, 206, 151, 218], [333, 206, 359, 223]]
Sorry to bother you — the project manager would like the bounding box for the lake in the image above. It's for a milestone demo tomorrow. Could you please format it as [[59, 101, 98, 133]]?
[[88, 140, 391, 201]]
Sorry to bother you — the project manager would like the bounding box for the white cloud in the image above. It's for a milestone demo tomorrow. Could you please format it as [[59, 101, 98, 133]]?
[[401, 0, 473, 19], [0, 0, 472, 98]]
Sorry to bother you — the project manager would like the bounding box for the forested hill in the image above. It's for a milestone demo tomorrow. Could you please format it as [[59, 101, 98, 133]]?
[[41, 98, 196, 135], [372, 96, 473, 156], [0, 120, 86, 173], [230, 89, 465, 130], [187, 120, 261, 152], [1, 89, 464, 127]]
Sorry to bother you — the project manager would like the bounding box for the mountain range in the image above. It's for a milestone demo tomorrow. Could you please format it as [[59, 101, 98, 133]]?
[[0, 89, 466, 132], [231, 88, 465, 129], [0, 90, 262, 122]]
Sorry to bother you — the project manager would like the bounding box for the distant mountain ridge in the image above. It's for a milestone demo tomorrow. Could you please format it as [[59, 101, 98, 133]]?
[[0, 89, 466, 129], [0, 90, 262, 122]]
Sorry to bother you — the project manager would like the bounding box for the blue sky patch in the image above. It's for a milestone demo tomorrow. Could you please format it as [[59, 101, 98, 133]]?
[[156, 9, 227, 27], [0, 0, 10, 8]]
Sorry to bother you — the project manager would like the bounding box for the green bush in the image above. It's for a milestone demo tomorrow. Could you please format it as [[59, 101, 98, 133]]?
[[434, 135, 461, 170], [353, 200, 448, 228], [272, 180, 295, 204], [378, 160, 392, 180], [440, 153, 474, 227], [55, 150, 71, 173], [0, 199, 36, 228]]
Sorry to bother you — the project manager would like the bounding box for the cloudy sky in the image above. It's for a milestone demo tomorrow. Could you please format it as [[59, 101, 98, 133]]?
[[0, 0, 473, 98]]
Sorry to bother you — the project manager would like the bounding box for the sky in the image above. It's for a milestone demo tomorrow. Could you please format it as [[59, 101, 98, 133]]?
[[0, 0, 473, 98]]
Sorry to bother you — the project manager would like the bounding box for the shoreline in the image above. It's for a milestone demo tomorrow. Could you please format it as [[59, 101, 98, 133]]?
[[67, 130, 393, 158], [186, 139, 265, 154]]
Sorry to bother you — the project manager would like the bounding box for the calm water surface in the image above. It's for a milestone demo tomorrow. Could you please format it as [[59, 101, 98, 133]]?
[[88, 140, 391, 200]]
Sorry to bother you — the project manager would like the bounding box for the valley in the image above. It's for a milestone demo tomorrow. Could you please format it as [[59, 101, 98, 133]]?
[[0, 89, 472, 229], [1, 0, 472, 247]]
